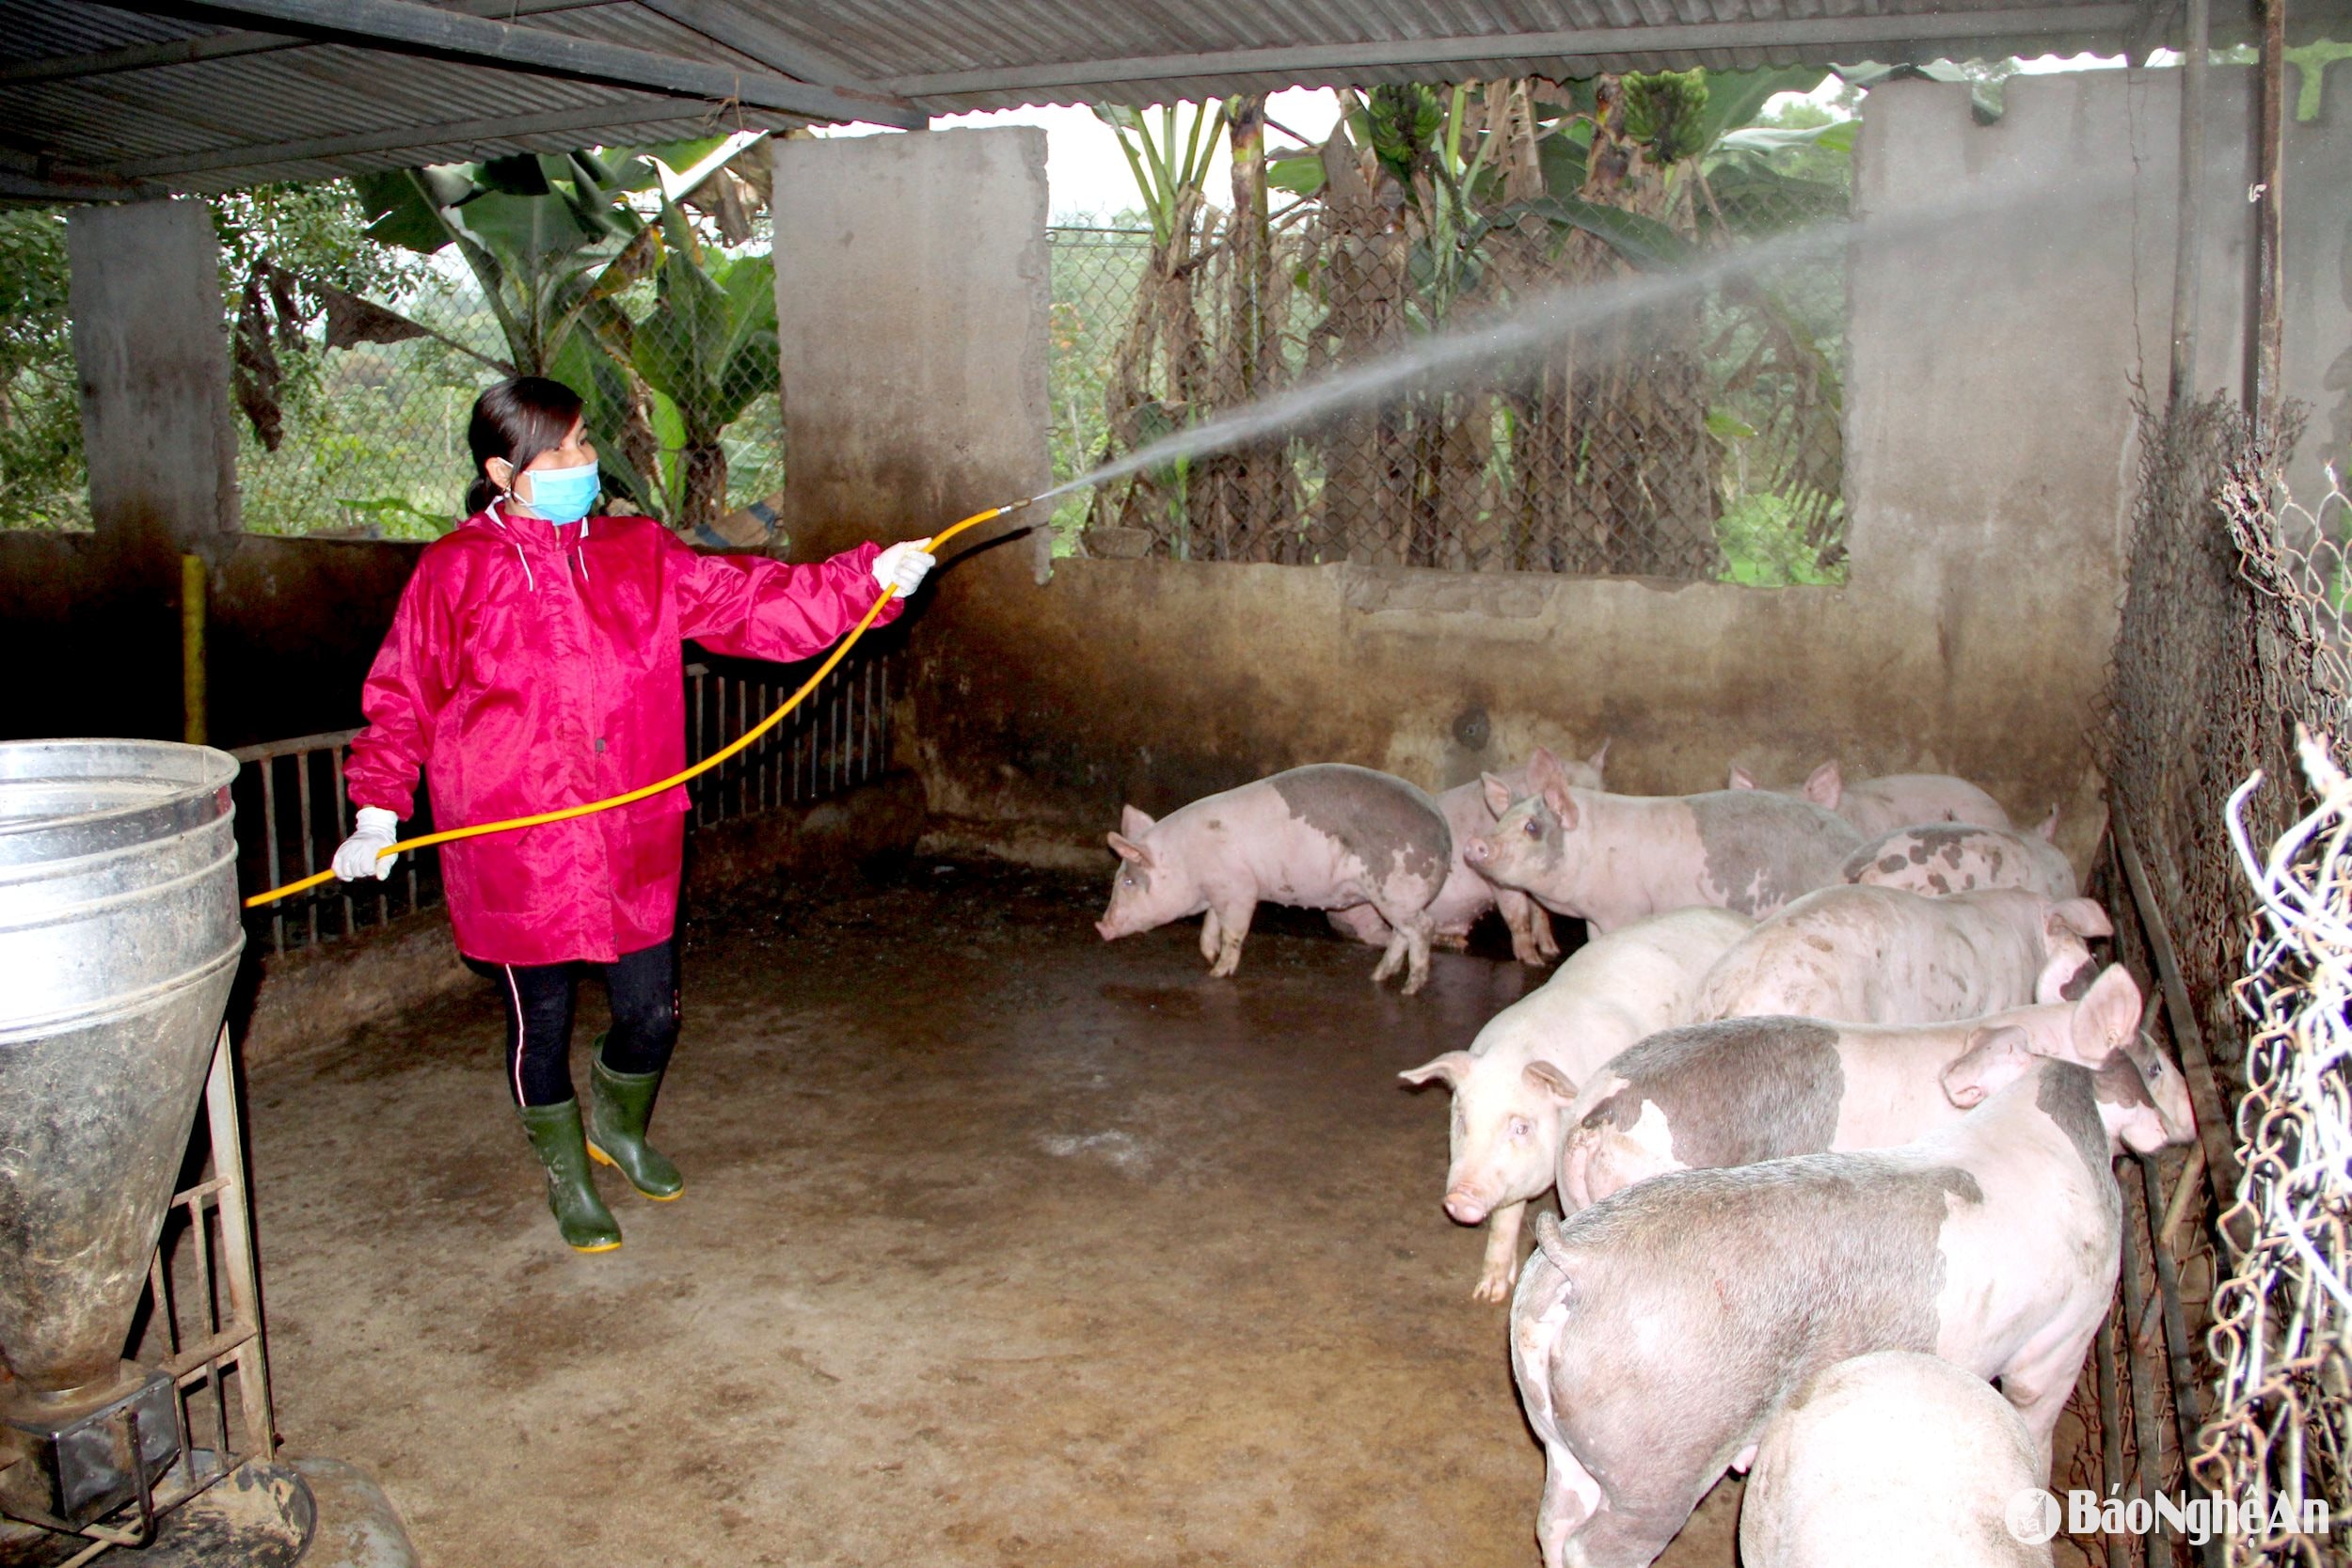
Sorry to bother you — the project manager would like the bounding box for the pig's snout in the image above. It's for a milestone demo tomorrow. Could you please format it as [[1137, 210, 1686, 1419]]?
[[1443, 1188, 1490, 1226], [1094, 918, 1117, 941], [1462, 835, 1493, 865]]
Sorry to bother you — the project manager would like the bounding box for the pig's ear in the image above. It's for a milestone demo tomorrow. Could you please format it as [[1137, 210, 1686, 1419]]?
[[2047, 897, 2113, 941], [1728, 766, 1756, 791], [1120, 804, 1157, 838], [1398, 1052, 1475, 1089], [1106, 832, 1154, 867], [2069, 965, 2145, 1062], [1941, 1024, 2034, 1108], [1804, 760, 1843, 808], [1586, 737, 1610, 778], [2037, 804, 2060, 843], [1522, 1060, 1579, 1104], [1481, 771, 1516, 818], [1527, 749, 1579, 822]]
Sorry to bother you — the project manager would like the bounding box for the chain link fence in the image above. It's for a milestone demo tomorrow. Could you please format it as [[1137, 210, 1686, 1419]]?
[[2101, 395, 2349, 1566], [1045, 90, 1849, 581], [0, 155, 790, 546], [230, 253, 786, 546], [2200, 467, 2351, 1568]]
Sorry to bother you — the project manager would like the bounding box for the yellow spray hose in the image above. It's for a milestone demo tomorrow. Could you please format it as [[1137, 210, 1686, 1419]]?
[[244, 500, 1027, 910]]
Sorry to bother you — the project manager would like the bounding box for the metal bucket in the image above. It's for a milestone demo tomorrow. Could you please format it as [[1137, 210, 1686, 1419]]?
[[0, 740, 243, 1405]]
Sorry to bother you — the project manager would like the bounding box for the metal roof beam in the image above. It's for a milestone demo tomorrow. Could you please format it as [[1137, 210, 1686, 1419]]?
[[1, 29, 298, 86], [0, 150, 167, 202], [105, 97, 774, 180], [1, 0, 614, 87], [105, 0, 927, 127], [882, 5, 2143, 95]]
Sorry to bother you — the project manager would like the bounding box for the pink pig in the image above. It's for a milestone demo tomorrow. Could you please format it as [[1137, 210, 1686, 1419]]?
[[1843, 818, 2078, 900], [1553, 965, 2194, 1210], [1331, 742, 1608, 967], [1510, 1050, 2187, 1568], [1693, 885, 2112, 1026], [1728, 758, 2013, 836], [1097, 764, 1453, 992], [1461, 751, 1863, 933]]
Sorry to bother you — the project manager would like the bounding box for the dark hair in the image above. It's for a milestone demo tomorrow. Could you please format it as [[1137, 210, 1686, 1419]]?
[[465, 376, 586, 515]]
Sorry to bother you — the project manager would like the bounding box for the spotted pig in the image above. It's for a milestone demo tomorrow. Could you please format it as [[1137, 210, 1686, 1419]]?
[[1461, 751, 1862, 935], [1097, 764, 1451, 992], [1508, 1051, 2187, 1568]]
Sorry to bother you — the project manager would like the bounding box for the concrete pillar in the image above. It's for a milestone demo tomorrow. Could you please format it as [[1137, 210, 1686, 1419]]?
[[63, 198, 240, 742], [67, 199, 242, 556], [771, 128, 1052, 573]]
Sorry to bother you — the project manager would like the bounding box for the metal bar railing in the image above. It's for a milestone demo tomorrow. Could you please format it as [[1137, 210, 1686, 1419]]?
[[232, 647, 896, 958]]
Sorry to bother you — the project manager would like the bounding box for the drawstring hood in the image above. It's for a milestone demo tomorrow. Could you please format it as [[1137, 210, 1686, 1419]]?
[[479, 502, 594, 594]]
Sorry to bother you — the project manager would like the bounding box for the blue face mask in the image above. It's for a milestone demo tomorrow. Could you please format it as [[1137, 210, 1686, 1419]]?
[[517, 461, 598, 524]]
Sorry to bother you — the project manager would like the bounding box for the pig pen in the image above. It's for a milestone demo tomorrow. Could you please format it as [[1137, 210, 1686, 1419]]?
[[242, 857, 1751, 1567]]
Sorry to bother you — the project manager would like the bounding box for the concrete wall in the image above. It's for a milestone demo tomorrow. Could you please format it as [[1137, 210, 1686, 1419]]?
[[884, 70, 2345, 874], [0, 531, 420, 747], [771, 127, 1053, 570]]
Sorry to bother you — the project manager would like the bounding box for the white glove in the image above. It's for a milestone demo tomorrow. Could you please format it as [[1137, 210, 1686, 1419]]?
[[871, 540, 936, 598], [332, 806, 400, 881]]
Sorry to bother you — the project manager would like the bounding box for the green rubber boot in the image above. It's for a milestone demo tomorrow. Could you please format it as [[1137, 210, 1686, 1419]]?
[[516, 1100, 622, 1253], [585, 1040, 684, 1201]]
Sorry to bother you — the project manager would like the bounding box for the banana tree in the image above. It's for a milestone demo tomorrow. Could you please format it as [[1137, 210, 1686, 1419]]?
[[354, 151, 674, 506], [1089, 101, 1229, 555], [620, 204, 780, 536]]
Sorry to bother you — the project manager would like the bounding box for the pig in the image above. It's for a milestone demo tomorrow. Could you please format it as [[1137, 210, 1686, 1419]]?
[[1508, 1048, 2189, 1568], [1096, 764, 1452, 992], [1728, 758, 2013, 836], [1739, 1352, 2054, 1568], [1397, 908, 1753, 1301], [1331, 742, 1609, 967], [1844, 820, 2079, 900], [1692, 885, 2112, 1026], [1461, 752, 1864, 935], [1553, 964, 2194, 1210]]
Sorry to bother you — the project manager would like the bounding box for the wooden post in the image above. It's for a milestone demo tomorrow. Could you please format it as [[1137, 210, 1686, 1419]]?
[[2166, 0, 2210, 417], [181, 554, 207, 747], [2250, 0, 2286, 424]]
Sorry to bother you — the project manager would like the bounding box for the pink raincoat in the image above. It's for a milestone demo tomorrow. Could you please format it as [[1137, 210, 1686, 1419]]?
[[344, 505, 901, 966]]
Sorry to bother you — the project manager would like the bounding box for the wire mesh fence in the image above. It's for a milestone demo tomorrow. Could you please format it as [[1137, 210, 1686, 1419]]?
[[2104, 399, 2350, 1565], [230, 251, 786, 546], [2198, 464, 2351, 1568], [1045, 87, 1850, 581], [1, 150, 791, 546]]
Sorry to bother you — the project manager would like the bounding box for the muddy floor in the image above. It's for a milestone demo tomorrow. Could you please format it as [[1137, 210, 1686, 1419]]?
[[249, 858, 1743, 1568]]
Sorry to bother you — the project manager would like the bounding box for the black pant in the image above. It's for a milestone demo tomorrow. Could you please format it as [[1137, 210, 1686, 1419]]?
[[473, 940, 679, 1108]]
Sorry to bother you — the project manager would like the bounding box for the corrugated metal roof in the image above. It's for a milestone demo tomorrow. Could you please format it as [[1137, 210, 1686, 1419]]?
[[6, 0, 2344, 202]]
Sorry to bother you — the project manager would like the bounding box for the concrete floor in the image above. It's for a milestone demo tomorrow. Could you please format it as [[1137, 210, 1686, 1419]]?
[[249, 859, 1744, 1568]]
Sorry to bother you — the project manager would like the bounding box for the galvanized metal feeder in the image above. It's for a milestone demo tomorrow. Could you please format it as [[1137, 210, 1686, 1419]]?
[[0, 741, 409, 1567]]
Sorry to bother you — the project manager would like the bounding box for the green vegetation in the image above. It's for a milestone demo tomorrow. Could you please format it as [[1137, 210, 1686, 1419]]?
[[0, 209, 81, 531]]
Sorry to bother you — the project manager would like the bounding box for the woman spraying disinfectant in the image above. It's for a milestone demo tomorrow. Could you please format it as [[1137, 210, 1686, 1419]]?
[[330, 376, 934, 1253]]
